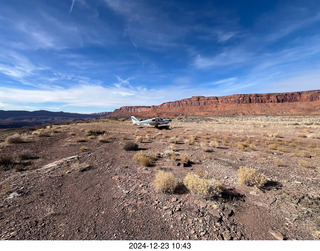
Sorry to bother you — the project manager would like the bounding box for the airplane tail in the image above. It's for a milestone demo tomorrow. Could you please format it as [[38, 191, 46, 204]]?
[[131, 116, 140, 125]]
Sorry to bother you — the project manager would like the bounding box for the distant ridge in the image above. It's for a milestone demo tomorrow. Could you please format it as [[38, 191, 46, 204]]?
[[108, 90, 320, 117], [0, 110, 111, 128]]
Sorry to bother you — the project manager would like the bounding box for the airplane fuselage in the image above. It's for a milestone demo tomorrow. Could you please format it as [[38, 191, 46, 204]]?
[[131, 116, 171, 127]]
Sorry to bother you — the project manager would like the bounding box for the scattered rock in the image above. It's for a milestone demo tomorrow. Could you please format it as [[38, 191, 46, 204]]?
[[42, 156, 79, 172], [200, 230, 207, 236], [78, 164, 93, 172], [269, 230, 284, 240], [222, 232, 232, 240], [208, 208, 220, 218], [7, 192, 20, 199]]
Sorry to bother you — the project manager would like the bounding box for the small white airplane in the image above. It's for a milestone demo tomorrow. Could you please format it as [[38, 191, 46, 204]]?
[[131, 116, 172, 127]]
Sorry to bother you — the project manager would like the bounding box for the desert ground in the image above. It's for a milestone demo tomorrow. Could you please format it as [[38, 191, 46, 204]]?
[[0, 115, 320, 240]]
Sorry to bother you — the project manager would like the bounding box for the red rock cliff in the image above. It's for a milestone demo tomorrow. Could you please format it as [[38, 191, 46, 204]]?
[[108, 90, 320, 117]]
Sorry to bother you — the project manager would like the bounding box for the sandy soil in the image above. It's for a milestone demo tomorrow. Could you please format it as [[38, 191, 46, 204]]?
[[0, 116, 320, 240]]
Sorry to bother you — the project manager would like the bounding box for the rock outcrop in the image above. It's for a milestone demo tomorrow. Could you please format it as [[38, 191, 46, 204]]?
[[108, 90, 320, 117]]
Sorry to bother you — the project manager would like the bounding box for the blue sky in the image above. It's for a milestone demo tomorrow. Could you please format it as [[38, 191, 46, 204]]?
[[0, 0, 320, 113]]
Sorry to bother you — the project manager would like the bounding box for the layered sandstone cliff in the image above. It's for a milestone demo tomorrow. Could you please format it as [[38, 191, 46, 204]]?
[[108, 90, 320, 117]]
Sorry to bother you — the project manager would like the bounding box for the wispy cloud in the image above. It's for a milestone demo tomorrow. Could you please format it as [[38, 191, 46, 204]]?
[[69, 0, 76, 14], [194, 48, 252, 69], [0, 83, 206, 111], [211, 77, 237, 85], [0, 52, 45, 79]]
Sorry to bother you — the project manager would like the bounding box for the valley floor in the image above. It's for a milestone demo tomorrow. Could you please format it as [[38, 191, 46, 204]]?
[[0, 116, 320, 240]]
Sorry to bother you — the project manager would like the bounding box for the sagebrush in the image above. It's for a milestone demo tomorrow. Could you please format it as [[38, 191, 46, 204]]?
[[237, 166, 266, 188], [153, 171, 178, 194], [183, 173, 223, 199]]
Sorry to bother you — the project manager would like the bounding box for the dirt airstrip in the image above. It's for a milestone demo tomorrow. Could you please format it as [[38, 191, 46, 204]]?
[[0, 116, 320, 240]]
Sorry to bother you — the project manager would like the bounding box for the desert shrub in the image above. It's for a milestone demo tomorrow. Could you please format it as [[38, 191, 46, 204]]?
[[274, 159, 284, 167], [75, 137, 87, 143], [153, 171, 178, 194], [200, 142, 212, 152], [5, 134, 25, 144], [121, 135, 128, 140], [79, 146, 88, 152], [238, 166, 266, 188], [133, 152, 153, 166], [188, 135, 197, 144], [184, 139, 191, 145], [0, 154, 15, 170], [299, 159, 312, 168], [163, 149, 175, 157], [86, 129, 105, 136], [268, 143, 279, 150], [180, 154, 189, 164], [170, 152, 178, 161], [298, 133, 307, 138], [183, 173, 223, 199], [268, 132, 280, 138], [135, 136, 143, 143], [169, 136, 181, 144], [69, 132, 77, 136], [145, 134, 153, 142], [299, 150, 311, 158], [14, 164, 25, 172], [17, 150, 37, 160], [209, 140, 219, 148], [124, 142, 139, 151], [236, 142, 247, 150], [97, 135, 109, 143], [38, 130, 51, 137]]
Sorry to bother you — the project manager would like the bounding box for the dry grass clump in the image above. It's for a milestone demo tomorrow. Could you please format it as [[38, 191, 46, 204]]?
[[209, 139, 219, 148], [164, 149, 175, 157], [5, 134, 25, 144], [74, 137, 88, 143], [188, 135, 197, 144], [238, 166, 266, 188], [79, 146, 88, 152], [17, 150, 37, 161], [0, 154, 15, 170], [200, 142, 212, 152], [133, 152, 154, 166], [0, 182, 11, 195], [144, 134, 154, 142], [135, 136, 143, 143], [86, 129, 105, 136], [69, 132, 77, 136], [267, 143, 284, 151], [163, 149, 178, 161], [153, 171, 178, 194], [121, 135, 128, 140], [268, 131, 281, 138], [274, 159, 284, 167], [236, 142, 248, 151], [180, 154, 189, 164], [298, 150, 311, 158], [169, 136, 182, 144], [98, 135, 109, 143], [123, 142, 139, 151], [297, 133, 307, 138], [38, 130, 51, 137], [183, 173, 223, 199], [299, 160, 312, 168]]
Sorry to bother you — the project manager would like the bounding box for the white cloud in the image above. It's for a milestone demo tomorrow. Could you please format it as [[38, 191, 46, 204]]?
[[69, 0, 76, 14], [211, 77, 237, 85], [256, 70, 320, 94], [0, 52, 45, 79], [194, 48, 252, 69]]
